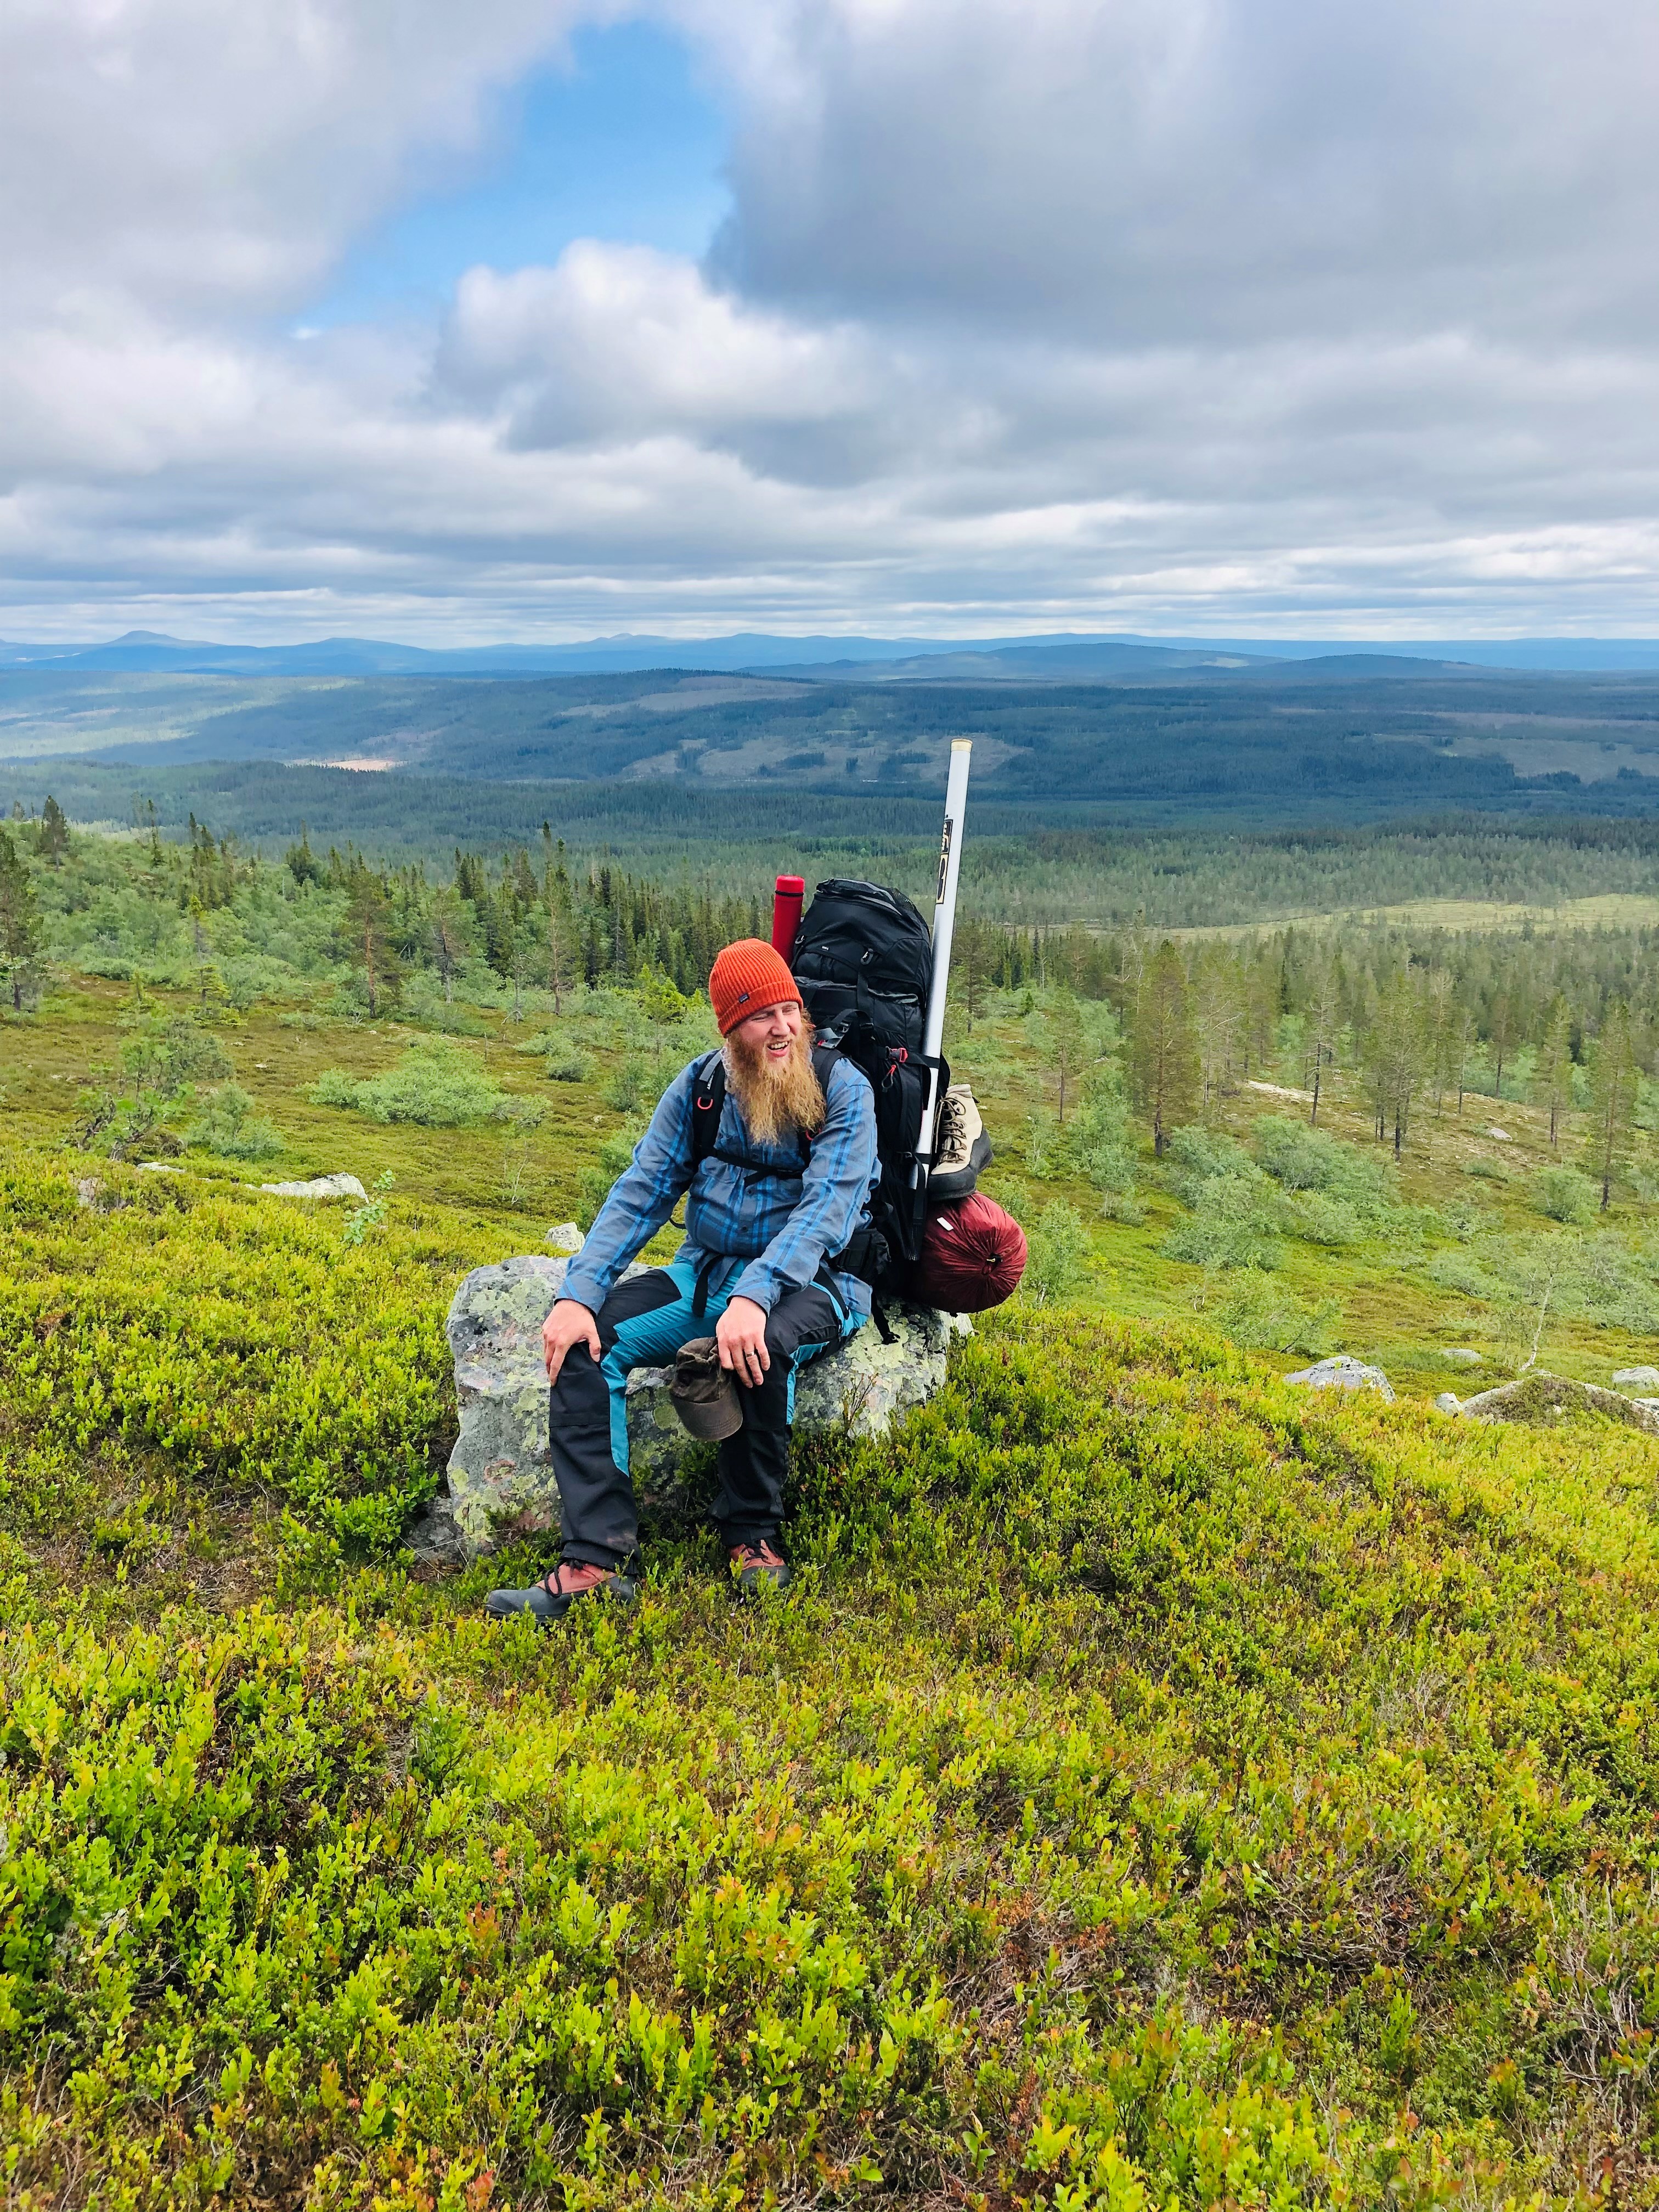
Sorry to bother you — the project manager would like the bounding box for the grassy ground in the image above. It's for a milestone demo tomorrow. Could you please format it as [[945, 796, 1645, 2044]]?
[[5, 980, 1659, 2206]]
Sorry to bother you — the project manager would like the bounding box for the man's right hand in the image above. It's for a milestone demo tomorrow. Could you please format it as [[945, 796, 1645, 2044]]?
[[543, 1298, 601, 1385]]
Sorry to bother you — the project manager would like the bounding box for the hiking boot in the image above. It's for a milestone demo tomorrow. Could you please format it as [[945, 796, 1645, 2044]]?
[[484, 1559, 636, 1625], [929, 1082, 992, 1200], [728, 1540, 791, 1598]]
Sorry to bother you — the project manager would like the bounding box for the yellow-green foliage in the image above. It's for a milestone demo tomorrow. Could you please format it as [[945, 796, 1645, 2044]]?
[[0, 1148, 500, 1551], [4, 1128, 1659, 2208]]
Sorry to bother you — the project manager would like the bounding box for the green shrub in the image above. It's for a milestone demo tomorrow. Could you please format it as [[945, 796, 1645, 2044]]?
[[184, 1081, 284, 1160], [1024, 1199, 1088, 1304], [119, 1013, 234, 1099], [1163, 1132, 1284, 1269], [578, 1124, 644, 1229], [1534, 1163, 1598, 1224], [1164, 1204, 1284, 1272], [1280, 1189, 1363, 1246], [1428, 1226, 1659, 1342], [1253, 1114, 1395, 1210], [547, 1045, 595, 1082], [1165, 1124, 1253, 1204], [1023, 1111, 1061, 1177], [307, 1039, 507, 1125], [603, 1054, 652, 1113], [1063, 1065, 1137, 1199], [1100, 1190, 1147, 1226], [1197, 1263, 1340, 1353]]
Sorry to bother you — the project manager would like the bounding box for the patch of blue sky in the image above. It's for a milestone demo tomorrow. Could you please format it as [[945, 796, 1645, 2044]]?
[[298, 20, 729, 331]]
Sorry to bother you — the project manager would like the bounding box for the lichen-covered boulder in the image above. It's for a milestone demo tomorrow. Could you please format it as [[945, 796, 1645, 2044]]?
[[414, 1252, 968, 1562], [1613, 1365, 1659, 1394], [260, 1173, 368, 1200], [1283, 1354, 1396, 1403], [1451, 1373, 1659, 1434], [426, 1254, 623, 1558]]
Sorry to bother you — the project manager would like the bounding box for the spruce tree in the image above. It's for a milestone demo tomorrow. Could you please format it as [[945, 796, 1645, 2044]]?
[[1537, 994, 1574, 1149], [543, 840, 577, 1017], [1302, 947, 1341, 1125], [1046, 989, 1086, 1125], [35, 794, 69, 867], [1192, 943, 1242, 1116], [1130, 944, 1198, 1155], [0, 828, 42, 1010], [337, 862, 401, 1018], [1361, 970, 1425, 1156], [430, 888, 469, 1005], [1584, 1002, 1638, 1211]]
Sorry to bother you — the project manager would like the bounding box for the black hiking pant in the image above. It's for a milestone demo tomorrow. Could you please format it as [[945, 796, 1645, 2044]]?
[[549, 1260, 854, 1567]]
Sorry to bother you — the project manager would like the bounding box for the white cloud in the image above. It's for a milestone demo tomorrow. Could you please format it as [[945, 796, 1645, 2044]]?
[[1, 0, 610, 315], [2, 0, 1658, 641], [698, 0, 1659, 349], [435, 242, 915, 483]]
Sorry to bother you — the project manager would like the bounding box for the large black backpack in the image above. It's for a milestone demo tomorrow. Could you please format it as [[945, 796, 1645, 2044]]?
[[789, 879, 933, 1056], [690, 879, 947, 1303]]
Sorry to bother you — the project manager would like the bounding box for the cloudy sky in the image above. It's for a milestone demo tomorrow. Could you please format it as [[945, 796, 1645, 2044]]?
[[4, 0, 1658, 644]]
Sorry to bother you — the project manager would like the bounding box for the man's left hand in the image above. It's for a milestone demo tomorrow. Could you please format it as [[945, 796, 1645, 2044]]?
[[716, 1296, 771, 1386]]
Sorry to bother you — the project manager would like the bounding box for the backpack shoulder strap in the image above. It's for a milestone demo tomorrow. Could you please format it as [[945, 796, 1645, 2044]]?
[[689, 1051, 726, 1169], [810, 1042, 845, 1097]]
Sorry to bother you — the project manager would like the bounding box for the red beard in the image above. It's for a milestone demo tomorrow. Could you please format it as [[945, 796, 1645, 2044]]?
[[724, 1023, 826, 1144]]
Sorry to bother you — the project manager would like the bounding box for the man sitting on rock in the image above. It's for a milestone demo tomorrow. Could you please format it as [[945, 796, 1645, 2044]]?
[[486, 939, 879, 1623]]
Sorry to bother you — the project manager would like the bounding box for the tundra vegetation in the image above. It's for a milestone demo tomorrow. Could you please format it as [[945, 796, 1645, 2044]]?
[[5, 815, 1659, 2207]]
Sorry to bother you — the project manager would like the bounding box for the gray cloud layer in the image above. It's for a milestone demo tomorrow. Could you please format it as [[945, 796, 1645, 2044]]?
[[3, 0, 1657, 641]]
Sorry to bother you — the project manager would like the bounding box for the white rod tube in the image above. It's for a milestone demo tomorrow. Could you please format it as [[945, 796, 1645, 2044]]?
[[916, 739, 972, 1169], [924, 740, 973, 1057]]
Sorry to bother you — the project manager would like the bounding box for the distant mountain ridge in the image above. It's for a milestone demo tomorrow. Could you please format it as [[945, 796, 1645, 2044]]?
[[4, 628, 1659, 678]]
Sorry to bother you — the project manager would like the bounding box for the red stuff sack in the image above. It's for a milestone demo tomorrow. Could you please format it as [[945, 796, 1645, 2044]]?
[[909, 1193, 1027, 1313]]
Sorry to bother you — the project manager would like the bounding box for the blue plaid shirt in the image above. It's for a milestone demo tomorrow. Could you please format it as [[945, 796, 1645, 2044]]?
[[561, 1051, 881, 1320]]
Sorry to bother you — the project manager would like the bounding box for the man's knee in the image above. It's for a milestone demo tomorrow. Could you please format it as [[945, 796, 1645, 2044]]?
[[749, 1306, 838, 1425]]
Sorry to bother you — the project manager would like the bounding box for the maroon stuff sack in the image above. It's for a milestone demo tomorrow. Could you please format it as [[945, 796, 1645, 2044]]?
[[910, 1193, 1027, 1313]]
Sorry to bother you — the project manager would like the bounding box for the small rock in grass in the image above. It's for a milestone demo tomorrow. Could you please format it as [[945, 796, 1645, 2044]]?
[[1435, 1392, 1462, 1413], [405, 1493, 469, 1568], [1284, 1354, 1396, 1404], [259, 1173, 368, 1201], [1612, 1365, 1659, 1393], [545, 1222, 585, 1255], [1486, 1126, 1513, 1142], [136, 1161, 185, 1175], [1443, 1347, 1482, 1367]]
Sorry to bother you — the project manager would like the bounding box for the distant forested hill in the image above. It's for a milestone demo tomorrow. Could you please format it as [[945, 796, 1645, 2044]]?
[[5, 665, 1659, 827]]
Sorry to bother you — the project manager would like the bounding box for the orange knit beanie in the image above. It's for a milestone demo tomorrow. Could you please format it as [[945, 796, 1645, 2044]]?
[[708, 939, 802, 1034]]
